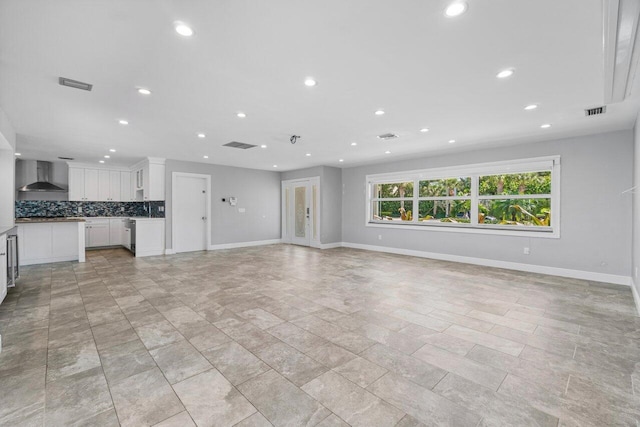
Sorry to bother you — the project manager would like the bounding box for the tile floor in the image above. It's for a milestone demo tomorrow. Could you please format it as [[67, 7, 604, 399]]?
[[0, 245, 639, 426]]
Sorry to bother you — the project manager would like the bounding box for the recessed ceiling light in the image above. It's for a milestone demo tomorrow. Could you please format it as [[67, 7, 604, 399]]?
[[104, 155, 110, 159], [203, 155, 209, 159], [375, 110, 385, 115], [339, 159, 344, 162], [197, 133, 206, 138], [420, 128, 429, 133], [351, 142, 357, 146], [273, 165, 278, 168], [99, 160, 105, 163], [496, 69, 514, 79], [237, 112, 246, 118], [445, 1, 468, 17], [305, 153, 311, 157], [137, 88, 151, 95], [449, 139, 456, 143], [118, 120, 129, 125], [524, 104, 538, 110], [385, 150, 391, 154], [260, 144, 267, 148], [304, 78, 317, 87], [109, 149, 116, 152], [175, 23, 194, 37], [541, 123, 552, 129], [14, 152, 21, 156]]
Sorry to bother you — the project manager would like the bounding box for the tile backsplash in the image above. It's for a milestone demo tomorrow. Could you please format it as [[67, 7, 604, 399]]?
[[16, 201, 165, 218]]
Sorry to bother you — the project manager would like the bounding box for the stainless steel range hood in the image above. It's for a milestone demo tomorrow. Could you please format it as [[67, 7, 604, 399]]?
[[17, 161, 66, 192]]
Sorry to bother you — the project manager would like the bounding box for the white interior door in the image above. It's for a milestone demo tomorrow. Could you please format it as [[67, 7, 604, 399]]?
[[174, 174, 209, 253], [282, 177, 320, 247], [291, 182, 311, 246]]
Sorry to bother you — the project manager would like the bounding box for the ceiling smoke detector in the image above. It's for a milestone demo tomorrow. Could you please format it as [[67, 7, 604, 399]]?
[[584, 106, 606, 116], [223, 141, 257, 150], [58, 77, 93, 91], [377, 133, 399, 140]]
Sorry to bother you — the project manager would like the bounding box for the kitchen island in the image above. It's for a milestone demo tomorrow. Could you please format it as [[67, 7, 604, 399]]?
[[15, 218, 86, 265]]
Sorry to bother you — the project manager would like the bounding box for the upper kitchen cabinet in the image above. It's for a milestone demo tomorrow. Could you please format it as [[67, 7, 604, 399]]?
[[131, 158, 165, 201], [68, 164, 130, 201]]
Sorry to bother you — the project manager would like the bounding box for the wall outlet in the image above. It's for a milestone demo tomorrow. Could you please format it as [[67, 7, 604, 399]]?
[[78, 206, 82, 214], [635, 267, 638, 278], [159, 206, 164, 212], [378, 235, 382, 240], [523, 247, 530, 255], [238, 208, 246, 213], [120, 207, 125, 212]]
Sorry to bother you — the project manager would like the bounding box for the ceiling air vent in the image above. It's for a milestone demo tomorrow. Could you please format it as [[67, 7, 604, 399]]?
[[58, 77, 93, 91], [223, 141, 257, 150], [585, 106, 606, 116], [377, 133, 399, 140], [58, 156, 74, 161]]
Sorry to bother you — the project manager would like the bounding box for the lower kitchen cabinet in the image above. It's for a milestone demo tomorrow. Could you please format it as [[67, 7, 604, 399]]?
[[18, 222, 84, 265], [85, 219, 111, 247], [0, 234, 7, 304], [109, 218, 126, 246]]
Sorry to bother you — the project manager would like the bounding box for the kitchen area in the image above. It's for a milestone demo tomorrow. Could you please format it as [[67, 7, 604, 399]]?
[[13, 157, 167, 268]]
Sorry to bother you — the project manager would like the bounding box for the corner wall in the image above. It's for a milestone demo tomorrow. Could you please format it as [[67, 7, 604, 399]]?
[[341, 130, 634, 282], [164, 160, 281, 248], [0, 107, 16, 227], [633, 116, 640, 311]]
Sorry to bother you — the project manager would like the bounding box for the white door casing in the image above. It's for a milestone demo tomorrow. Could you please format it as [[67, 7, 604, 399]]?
[[172, 172, 211, 253]]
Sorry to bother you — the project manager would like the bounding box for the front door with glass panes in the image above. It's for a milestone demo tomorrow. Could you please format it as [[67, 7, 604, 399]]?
[[281, 177, 320, 247]]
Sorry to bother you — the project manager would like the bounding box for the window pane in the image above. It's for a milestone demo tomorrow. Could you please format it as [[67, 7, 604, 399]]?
[[478, 198, 551, 226], [372, 201, 414, 221], [419, 177, 471, 197], [479, 171, 551, 196], [374, 182, 414, 198], [418, 200, 471, 223]]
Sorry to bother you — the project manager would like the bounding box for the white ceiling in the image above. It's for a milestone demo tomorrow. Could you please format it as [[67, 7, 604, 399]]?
[[1, 0, 638, 170]]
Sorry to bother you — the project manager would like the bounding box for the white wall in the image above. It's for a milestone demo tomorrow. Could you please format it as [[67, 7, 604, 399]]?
[[341, 130, 633, 281], [165, 160, 281, 248], [632, 116, 640, 307], [0, 107, 16, 226]]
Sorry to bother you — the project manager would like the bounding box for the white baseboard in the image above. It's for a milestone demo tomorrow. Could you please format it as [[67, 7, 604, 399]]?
[[319, 242, 344, 249], [135, 249, 165, 258], [164, 248, 176, 255], [631, 278, 640, 317], [208, 239, 282, 251], [341, 242, 632, 287]]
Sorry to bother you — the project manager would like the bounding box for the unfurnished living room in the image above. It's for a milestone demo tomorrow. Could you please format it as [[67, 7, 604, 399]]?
[[0, 1, 639, 426]]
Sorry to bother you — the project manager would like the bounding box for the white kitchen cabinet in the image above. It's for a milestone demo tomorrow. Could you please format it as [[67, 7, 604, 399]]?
[[17, 222, 83, 265], [109, 218, 125, 245], [68, 167, 85, 201], [132, 158, 165, 201], [120, 171, 132, 201], [0, 234, 7, 305], [134, 219, 165, 257], [85, 219, 110, 247], [109, 171, 121, 201], [123, 226, 131, 250], [84, 169, 100, 201], [98, 170, 110, 201]]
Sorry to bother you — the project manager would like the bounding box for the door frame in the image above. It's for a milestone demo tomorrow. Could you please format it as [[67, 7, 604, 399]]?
[[172, 172, 211, 253], [281, 177, 321, 248]]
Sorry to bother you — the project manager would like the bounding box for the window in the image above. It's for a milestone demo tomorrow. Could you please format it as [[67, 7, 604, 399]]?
[[366, 156, 560, 237]]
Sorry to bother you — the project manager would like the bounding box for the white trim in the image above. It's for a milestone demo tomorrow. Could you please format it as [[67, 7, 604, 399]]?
[[319, 242, 343, 249], [365, 222, 559, 238], [164, 248, 175, 255], [281, 177, 321, 247], [134, 249, 165, 257], [341, 242, 631, 286], [208, 239, 282, 250], [631, 278, 640, 317], [171, 172, 211, 254]]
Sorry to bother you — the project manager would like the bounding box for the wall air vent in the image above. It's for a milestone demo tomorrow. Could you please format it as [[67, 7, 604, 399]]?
[[223, 141, 257, 150], [58, 77, 93, 91], [585, 106, 606, 116], [58, 156, 75, 161], [377, 133, 399, 140]]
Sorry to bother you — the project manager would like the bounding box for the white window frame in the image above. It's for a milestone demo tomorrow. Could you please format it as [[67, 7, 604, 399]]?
[[365, 156, 561, 238]]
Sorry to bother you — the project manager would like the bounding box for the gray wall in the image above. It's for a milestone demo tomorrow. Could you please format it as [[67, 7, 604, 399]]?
[[281, 166, 342, 244], [165, 160, 281, 248], [0, 107, 15, 226], [341, 130, 634, 277]]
